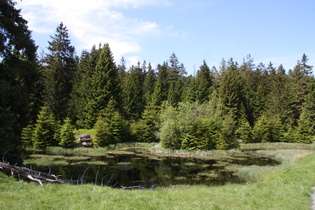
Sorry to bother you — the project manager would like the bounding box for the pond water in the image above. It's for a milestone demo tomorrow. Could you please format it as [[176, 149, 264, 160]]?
[[22, 148, 280, 189]]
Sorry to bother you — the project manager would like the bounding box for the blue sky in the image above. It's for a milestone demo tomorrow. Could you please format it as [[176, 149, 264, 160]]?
[[17, 0, 315, 75]]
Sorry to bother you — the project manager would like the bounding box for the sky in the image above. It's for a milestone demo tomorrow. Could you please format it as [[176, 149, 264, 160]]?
[[17, 0, 315, 75]]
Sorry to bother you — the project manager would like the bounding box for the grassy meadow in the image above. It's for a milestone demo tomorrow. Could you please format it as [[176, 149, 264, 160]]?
[[1, 143, 315, 209]]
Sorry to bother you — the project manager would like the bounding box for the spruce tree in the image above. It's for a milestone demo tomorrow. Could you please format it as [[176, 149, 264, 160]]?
[[152, 63, 169, 106], [196, 60, 213, 103], [296, 80, 315, 141], [32, 106, 59, 149], [94, 101, 129, 147], [123, 66, 145, 120], [21, 124, 34, 147], [143, 64, 156, 105], [0, 0, 40, 154], [85, 44, 121, 127], [72, 44, 121, 128], [43, 22, 76, 120], [182, 76, 198, 103], [70, 47, 101, 127], [59, 118, 75, 148], [219, 58, 244, 120], [131, 106, 160, 142], [289, 54, 313, 122]]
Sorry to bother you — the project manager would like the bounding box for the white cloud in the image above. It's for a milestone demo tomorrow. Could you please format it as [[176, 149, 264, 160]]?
[[126, 56, 141, 67], [17, 0, 169, 60]]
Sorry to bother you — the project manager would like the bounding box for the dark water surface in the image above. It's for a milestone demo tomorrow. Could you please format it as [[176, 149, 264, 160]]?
[[22, 148, 279, 188]]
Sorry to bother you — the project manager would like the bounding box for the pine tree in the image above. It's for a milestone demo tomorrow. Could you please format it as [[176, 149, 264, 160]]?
[[59, 118, 75, 148], [32, 106, 59, 149], [43, 22, 76, 120], [0, 0, 40, 154]]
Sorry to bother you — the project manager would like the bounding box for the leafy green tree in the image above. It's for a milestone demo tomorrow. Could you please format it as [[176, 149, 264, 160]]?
[[59, 118, 75, 148], [43, 22, 76, 120], [158, 103, 181, 149], [32, 106, 59, 149], [0, 0, 40, 154]]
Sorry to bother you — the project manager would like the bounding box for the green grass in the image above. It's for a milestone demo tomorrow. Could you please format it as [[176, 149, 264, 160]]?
[[44, 142, 156, 156], [1, 147, 315, 209], [73, 128, 97, 140]]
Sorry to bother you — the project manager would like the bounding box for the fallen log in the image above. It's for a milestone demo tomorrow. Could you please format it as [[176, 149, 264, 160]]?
[[0, 162, 72, 185]]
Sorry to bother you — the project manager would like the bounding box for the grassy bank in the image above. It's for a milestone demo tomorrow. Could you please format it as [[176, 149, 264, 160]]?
[[1, 148, 315, 209]]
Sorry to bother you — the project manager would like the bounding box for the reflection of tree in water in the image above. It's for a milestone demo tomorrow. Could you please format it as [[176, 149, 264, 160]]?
[[22, 150, 279, 188]]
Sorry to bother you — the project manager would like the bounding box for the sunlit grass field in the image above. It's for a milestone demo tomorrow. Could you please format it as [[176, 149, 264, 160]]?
[[1, 143, 315, 209]]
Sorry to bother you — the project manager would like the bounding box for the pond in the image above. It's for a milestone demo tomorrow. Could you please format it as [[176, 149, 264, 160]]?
[[22, 148, 280, 189]]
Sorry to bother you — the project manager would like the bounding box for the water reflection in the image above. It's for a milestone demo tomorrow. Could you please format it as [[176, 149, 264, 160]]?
[[22, 149, 279, 188]]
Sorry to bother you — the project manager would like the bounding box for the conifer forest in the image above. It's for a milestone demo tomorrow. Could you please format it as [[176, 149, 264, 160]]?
[[1, 0, 315, 157]]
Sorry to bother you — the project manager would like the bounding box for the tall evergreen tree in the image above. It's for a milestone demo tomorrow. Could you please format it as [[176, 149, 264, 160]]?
[[0, 0, 40, 154], [59, 117, 75, 148], [123, 66, 145, 120], [219, 58, 243, 120], [297, 80, 315, 137], [70, 47, 101, 127], [196, 60, 213, 103], [167, 53, 185, 106], [82, 44, 121, 128], [32, 106, 59, 149], [43, 22, 76, 120], [152, 63, 169, 106], [289, 54, 313, 122], [143, 64, 156, 105], [94, 100, 129, 147]]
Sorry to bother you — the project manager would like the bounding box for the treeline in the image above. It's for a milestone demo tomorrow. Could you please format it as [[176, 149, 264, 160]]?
[[1, 0, 315, 155]]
